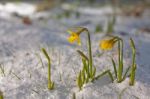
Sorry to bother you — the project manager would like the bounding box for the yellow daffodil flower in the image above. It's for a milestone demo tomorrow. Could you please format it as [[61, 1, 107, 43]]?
[[67, 30, 81, 45], [100, 38, 117, 50]]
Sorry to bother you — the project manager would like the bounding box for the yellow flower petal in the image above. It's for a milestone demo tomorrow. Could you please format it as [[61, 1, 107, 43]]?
[[67, 27, 87, 45], [100, 38, 116, 50], [68, 32, 79, 42]]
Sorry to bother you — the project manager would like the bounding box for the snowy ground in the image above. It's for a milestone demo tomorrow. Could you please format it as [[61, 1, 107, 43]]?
[[0, 2, 150, 99]]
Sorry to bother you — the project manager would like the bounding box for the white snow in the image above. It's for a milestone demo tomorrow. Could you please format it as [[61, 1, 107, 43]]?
[[0, 2, 36, 16]]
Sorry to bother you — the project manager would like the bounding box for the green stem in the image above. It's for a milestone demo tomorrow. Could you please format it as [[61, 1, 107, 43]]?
[[129, 64, 136, 86], [129, 38, 136, 86], [118, 39, 123, 82], [48, 58, 51, 84], [85, 29, 93, 78]]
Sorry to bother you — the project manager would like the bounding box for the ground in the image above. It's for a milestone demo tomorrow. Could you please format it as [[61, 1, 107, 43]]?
[[0, 2, 150, 99]]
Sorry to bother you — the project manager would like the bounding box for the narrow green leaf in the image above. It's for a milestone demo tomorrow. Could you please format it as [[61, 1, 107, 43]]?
[[122, 66, 131, 81], [94, 70, 110, 80], [41, 48, 50, 61], [108, 70, 114, 82], [42, 48, 55, 90], [129, 64, 136, 86], [111, 58, 117, 78], [51, 82, 55, 89], [0, 90, 3, 99], [77, 71, 82, 90], [130, 38, 136, 50], [82, 59, 88, 75], [93, 70, 114, 82], [129, 38, 136, 86], [81, 69, 85, 84], [117, 40, 124, 83], [77, 50, 89, 61], [92, 67, 96, 78]]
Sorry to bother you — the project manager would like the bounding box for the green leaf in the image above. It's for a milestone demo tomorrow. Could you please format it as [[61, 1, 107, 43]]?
[[129, 38, 137, 86], [92, 67, 96, 78], [77, 71, 82, 90], [111, 58, 117, 78], [129, 64, 136, 86], [82, 59, 89, 75], [81, 69, 85, 84], [41, 48, 50, 61], [117, 40, 124, 83], [94, 70, 110, 80], [108, 70, 114, 82], [42, 48, 55, 90], [122, 66, 131, 81], [93, 70, 114, 82], [130, 38, 136, 50], [77, 50, 89, 61]]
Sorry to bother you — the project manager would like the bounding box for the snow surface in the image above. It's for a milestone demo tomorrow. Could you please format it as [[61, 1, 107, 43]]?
[[0, 2, 150, 99]]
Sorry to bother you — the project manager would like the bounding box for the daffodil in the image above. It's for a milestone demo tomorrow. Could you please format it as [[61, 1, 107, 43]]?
[[100, 38, 117, 50], [67, 30, 81, 45], [67, 27, 96, 90]]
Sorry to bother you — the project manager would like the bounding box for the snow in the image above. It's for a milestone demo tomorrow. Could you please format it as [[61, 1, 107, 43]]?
[[0, 2, 150, 99], [0, 2, 36, 16]]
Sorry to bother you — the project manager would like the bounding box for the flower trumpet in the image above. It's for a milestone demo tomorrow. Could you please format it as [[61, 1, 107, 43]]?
[[67, 27, 95, 90], [100, 37, 118, 50]]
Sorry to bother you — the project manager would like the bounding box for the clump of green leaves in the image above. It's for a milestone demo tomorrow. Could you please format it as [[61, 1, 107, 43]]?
[[67, 27, 114, 90], [0, 90, 3, 99], [77, 50, 114, 90], [107, 37, 130, 83], [77, 50, 96, 90], [102, 37, 137, 84], [116, 38, 137, 84], [100, 36, 136, 83], [42, 48, 54, 90], [129, 38, 137, 86]]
